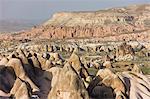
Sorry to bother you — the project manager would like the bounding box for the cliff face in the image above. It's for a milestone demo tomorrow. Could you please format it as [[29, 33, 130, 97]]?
[[1, 4, 150, 41], [44, 4, 150, 27]]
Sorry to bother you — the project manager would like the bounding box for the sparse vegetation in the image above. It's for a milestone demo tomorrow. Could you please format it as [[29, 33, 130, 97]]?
[[141, 67, 150, 74]]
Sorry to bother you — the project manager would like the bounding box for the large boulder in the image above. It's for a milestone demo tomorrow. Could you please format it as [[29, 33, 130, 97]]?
[[116, 54, 134, 61], [118, 72, 150, 99], [90, 86, 114, 99], [17, 50, 35, 78], [17, 49, 29, 64], [103, 61, 112, 68], [6, 58, 26, 77], [6, 58, 39, 92], [89, 68, 150, 99], [37, 54, 47, 70], [116, 42, 135, 61], [7, 51, 18, 59], [132, 64, 143, 74], [52, 52, 61, 61], [68, 52, 82, 73], [10, 78, 32, 99], [96, 69, 126, 99], [29, 55, 41, 69], [0, 66, 16, 95], [47, 63, 89, 99], [0, 57, 8, 65], [45, 60, 53, 70]]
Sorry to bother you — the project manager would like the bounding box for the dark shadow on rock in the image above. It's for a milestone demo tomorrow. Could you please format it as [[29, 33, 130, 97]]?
[[90, 85, 114, 99], [0, 66, 16, 93], [87, 76, 102, 95], [123, 76, 131, 99], [33, 67, 52, 99], [87, 76, 114, 99]]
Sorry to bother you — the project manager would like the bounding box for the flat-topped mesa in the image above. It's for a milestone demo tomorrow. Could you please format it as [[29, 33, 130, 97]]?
[[0, 4, 150, 41], [25, 4, 150, 40], [44, 12, 132, 27], [44, 4, 150, 27]]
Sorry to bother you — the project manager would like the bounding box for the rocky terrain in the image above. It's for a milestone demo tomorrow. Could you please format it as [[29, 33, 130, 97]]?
[[0, 4, 150, 99], [0, 4, 150, 41], [0, 40, 150, 99]]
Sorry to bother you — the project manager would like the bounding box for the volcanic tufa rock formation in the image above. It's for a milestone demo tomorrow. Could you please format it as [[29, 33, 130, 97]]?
[[68, 50, 82, 73], [47, 63, 89, 99], [0, 43, 149, 99], [0, 4, 150, 99], [88, 69, 150, 99], [0, 4, 150, 41], [115, 42, 135, 61], [10, 78, 32, 99]]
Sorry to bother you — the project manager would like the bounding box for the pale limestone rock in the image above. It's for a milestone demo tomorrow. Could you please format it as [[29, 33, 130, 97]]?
[[47, 63, 89, 99], [10, 78, 31, 99], [68, 52, 82, 73], [0, 57, 8, 65], [6, 58, 39, 92], [132, 64, 143, 74]]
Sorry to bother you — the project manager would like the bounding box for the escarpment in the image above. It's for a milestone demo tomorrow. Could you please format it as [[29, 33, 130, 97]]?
[[0, 4, 150, 41]]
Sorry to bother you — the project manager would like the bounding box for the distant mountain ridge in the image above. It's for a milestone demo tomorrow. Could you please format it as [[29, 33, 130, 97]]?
[[43, 4, 150, 27], [0, 4, 150, 41], [0, 19, 41, 33]]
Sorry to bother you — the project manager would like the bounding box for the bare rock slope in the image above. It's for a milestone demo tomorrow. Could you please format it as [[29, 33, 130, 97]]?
[[0, 4, 150, 41]]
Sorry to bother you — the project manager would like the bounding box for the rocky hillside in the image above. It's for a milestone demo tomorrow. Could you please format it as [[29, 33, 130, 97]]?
[[0, 40, 150, 99], [0, 4, 150, 99], [0, 4, 150, 41], [44, 4, 150, 27]]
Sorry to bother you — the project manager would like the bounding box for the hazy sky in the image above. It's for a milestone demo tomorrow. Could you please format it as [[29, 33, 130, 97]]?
[[0, 0, 150, 23]]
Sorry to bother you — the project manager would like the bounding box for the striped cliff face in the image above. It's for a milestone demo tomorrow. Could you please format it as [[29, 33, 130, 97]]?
[[0, 4, 150, 41]]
